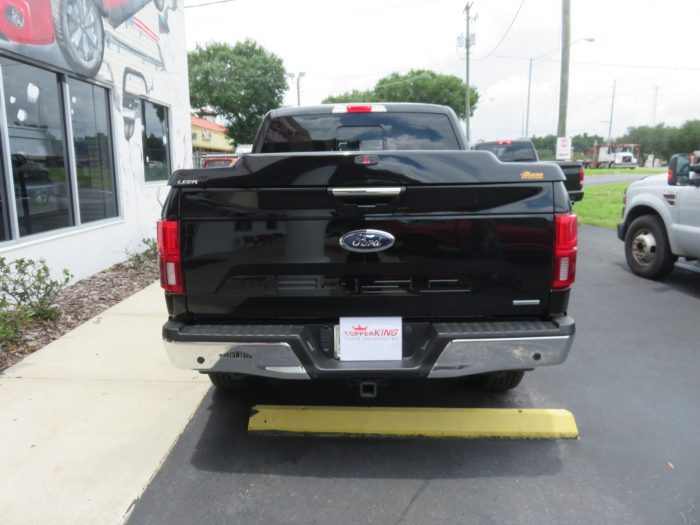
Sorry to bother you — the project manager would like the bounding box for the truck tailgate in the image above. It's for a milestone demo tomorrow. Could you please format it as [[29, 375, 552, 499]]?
[[172, 152, 562, 322]]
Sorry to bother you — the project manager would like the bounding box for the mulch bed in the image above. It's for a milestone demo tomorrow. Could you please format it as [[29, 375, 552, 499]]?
[[0, 258, 159, 373]]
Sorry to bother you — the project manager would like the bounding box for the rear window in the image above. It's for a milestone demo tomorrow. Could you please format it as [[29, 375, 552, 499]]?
[[474, 142, 537, 162], [260, 113, 460, 153]]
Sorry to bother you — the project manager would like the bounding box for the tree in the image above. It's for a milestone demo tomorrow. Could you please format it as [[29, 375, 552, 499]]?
[[188, 40, 287, 144], [322, 89, 375, 104], [323, 69, 479, 119]]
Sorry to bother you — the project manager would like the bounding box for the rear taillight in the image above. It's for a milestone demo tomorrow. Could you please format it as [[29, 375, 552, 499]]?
[[332, 104, 387, 113], [157, 219, 183, 294], [579, 166, 585, 184], [552, 214, 577, 290]]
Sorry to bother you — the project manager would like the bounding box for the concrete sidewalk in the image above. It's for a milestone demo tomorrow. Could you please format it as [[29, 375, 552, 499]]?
[[0, 283, 209, 525]]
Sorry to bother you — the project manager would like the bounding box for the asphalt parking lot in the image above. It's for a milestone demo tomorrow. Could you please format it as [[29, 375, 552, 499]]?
[[126, 226, 700, 525]]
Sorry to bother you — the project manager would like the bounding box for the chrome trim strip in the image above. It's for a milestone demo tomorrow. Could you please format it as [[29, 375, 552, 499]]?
[[513, 299, 541, 306], [331, 187, 402, 197], [265, 366, 307, 375]]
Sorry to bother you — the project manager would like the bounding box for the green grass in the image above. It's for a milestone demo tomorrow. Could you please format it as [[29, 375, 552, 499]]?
[[574, 183, 628, 229], [584, 168, 664, 176]]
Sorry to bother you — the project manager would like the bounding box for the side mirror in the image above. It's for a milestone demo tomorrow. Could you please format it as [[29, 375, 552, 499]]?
[[690, 165, 700, 186], [667, 154, 690, 186]]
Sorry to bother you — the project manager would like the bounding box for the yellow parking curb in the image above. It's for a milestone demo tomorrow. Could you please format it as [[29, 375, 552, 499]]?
[[248, 405, 579, 439]]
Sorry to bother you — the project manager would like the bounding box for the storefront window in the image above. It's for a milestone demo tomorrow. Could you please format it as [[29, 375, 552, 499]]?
[[68, 78, 117, 223], [142, 101, 170, 182], [0, 143, 8, 241], [1, 57, 73, 236]]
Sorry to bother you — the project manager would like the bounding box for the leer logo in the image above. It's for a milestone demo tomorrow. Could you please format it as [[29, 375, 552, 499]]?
[[520, 170, 544, 180]]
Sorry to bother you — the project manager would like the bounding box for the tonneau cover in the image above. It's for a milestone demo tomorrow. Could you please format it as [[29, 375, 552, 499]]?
[[169, 151, 565, 188]]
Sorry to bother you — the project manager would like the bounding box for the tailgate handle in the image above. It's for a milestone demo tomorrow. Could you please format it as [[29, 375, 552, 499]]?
[[331, 187, 403, 197], [330, 187, 404, 210]]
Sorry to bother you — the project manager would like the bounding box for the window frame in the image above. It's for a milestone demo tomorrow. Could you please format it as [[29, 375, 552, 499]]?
[[0, 54, 122, 248]]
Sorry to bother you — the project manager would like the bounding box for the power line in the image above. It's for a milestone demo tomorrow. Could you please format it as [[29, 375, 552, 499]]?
[[475, 0, 526, 60], [483, 53, 700, 72], [185, 0, 238, 9]]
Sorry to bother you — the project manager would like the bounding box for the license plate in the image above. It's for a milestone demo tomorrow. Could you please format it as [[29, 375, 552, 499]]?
[[336, 317, 402, 361]]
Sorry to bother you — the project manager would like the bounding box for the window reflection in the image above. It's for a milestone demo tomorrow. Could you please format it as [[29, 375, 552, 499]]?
[[1, 57, 73, 236], [142, 101, 170, 182], [68, 78, 117, 222]]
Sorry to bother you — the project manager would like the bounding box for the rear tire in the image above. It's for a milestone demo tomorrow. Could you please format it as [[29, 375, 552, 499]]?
[[478, 370, 525, 393], [624, 215, 675, 279], [52, 0, 105, 77], [207, 372, 250, 390]]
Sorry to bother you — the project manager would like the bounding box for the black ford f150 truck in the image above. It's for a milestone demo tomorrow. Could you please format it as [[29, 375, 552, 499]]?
[[158, 103, 577, 394], [473, 139, 585, 202]]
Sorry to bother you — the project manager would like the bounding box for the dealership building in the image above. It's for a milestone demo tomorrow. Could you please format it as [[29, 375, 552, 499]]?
[[0, 0, 191, 281]]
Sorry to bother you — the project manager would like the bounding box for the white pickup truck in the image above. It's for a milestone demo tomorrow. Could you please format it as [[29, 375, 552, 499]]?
[[618, 154, 700, 278]]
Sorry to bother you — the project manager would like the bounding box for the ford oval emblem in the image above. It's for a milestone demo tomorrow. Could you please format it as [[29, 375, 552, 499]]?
[[339, 229, 395, 253]]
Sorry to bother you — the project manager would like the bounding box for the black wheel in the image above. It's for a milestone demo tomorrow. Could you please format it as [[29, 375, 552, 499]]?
[[477, 370, 525, 393], [207, 372, 250, 391], [52, 0, 104, 77], [624, 215, 675, 279]]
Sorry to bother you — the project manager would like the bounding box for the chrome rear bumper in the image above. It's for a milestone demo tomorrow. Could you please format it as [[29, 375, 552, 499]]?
[[428, 335, 572, 378], [163, 316, 575, 380], [165, 340, 309, 379]]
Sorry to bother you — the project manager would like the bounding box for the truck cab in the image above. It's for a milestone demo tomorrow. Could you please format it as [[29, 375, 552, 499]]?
[[618, 154, 700, 278]]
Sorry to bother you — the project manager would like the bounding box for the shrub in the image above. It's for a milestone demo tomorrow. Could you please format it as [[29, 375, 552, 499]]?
[[0, 257, 72, 320], [128, 238, 158, 268], [0, 298, 30, 351]]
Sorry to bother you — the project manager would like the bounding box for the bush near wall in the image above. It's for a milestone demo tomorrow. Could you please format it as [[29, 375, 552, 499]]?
[[0, 258, 72, 350]]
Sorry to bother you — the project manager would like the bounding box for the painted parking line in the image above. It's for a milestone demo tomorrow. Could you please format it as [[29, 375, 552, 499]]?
[[248, 405, 579, 439]]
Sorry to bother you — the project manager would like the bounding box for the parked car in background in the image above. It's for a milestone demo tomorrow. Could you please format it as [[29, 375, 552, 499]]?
[[200, 154, 238, 168], [473, 139, 584, 202], [618, 154, 700, 279], [11, 154, 58, 204]]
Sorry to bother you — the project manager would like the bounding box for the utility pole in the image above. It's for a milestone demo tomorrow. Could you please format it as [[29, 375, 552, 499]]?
[[525, 58, 533, 137], [287, 72, 306, 107], [296, 72, 305, 106], [557, 0, 571, 137], [464, 2, 473, 146], [652, 85, 659, 125], [608, 79, 616, 142]]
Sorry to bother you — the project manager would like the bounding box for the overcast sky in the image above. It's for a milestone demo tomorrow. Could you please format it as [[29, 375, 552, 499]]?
[[184, 0, 699, 142]]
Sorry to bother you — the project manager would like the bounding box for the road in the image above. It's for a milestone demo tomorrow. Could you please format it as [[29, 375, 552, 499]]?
[[584, 172, 661, 186], [126, 226, 700, 525]]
